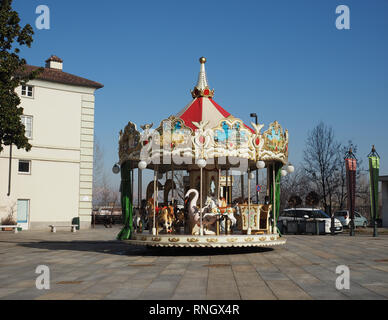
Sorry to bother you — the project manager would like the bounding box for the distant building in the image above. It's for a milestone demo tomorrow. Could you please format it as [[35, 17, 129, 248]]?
[[0, 56, 103, 230], [380, 176, 388, 227]]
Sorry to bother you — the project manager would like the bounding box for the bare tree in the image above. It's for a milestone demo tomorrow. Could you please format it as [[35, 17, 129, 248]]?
[[172, 170, 187, 204], [333, 144, 347, 210], [356, 173, 371, 218], [280, 167, 310, 210], [231, 171, 264, 203], [303, 122, 341, 215], [93, 138, 118, 207]]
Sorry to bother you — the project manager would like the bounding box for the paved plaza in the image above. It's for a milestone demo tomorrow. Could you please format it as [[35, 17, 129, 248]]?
[[0, 226, 388, 300]]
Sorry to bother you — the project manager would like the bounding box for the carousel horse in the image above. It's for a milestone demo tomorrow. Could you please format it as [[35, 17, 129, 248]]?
[[133, 207, 142, 232], [211, 198, 237, 233], [146, 198, 160, 231], [157, 206, 176, 234], [146, 198, 176, 234], [173, 207, 185, 234], [185, 190, 221, 235], [220, 207, 237, 232], [202, 197, 221, 234]]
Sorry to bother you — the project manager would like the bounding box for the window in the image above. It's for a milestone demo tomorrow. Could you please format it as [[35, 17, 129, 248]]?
[[295, 210, 310, 218], [21, 85, 34, 98], [21, 115, 33, 139], [18, 160, 31, 174], [335, 211, 348, 217], [280, 211, 287, 217], [282, 210, 295, 218], [311, 210, 330, 219]]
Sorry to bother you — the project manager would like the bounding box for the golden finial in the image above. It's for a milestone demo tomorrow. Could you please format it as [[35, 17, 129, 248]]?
[[191, 56, 214, 98]]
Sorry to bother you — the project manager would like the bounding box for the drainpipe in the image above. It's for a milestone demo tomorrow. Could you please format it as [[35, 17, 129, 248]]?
[[7, 145, 13, 197]]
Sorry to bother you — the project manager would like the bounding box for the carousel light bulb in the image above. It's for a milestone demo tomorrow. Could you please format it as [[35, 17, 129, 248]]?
[[249, 172, 255, 180], [256, 160, 265, 169], [197, 158, 207, 168], [138, 160, 147, 170], [281, 169, 288, 177], [112, 163, 120, 174], [287, 163, 295, 173]]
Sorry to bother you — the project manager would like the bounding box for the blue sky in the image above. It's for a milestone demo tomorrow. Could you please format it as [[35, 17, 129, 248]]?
[[14, 0, 388, 186]]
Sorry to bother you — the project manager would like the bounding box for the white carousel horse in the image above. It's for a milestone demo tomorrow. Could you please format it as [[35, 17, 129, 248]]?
[[220, 207, 237, 232]]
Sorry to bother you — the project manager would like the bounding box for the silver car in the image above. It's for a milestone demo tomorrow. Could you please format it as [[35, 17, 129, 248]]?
[[334, 210, 368, 228]]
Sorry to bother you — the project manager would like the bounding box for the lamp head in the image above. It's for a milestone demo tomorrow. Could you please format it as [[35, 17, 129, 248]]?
[[112, 163, 120, 174], [138, 160, 147, 170], [197, 158, 207, 169], [256, 160, 266, 169]]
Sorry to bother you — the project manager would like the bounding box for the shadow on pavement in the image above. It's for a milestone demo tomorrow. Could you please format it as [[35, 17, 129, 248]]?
[[17, 240, 273, 256]]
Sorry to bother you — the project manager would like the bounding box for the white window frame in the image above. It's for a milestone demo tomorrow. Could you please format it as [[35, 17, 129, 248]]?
[[21, 85, 34, 98], [21, 115, 33, 140], [18, 160, 31, 175]]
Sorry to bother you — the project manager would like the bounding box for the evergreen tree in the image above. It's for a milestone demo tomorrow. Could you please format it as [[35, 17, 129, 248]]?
[[0, 0, 42, 152]]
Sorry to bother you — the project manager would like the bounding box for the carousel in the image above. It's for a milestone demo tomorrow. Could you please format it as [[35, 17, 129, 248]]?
[[115, 57, 294, 248]]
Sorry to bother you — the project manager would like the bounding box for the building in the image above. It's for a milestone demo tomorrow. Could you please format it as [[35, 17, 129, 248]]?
[[380, 175, 388, 227], [0, 56, 103, 230]]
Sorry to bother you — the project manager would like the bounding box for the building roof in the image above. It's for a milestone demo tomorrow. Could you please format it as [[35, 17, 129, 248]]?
[[379, 175, 388, 182], [17, 64, 104, 89]]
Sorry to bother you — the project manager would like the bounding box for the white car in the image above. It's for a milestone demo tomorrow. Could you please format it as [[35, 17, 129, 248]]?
[[279, 208, 343, 234], [334, 210, 368, 228]]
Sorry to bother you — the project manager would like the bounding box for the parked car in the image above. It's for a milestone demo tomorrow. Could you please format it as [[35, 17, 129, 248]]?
[[279, 208, 343, 234], [334, 210, 368, 228]]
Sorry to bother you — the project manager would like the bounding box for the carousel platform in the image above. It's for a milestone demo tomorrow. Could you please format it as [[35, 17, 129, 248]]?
[[124, 232, 286, 248]]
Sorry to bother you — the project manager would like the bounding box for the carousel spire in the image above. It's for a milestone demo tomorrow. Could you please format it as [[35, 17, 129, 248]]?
[[191, 57, 215, 99]]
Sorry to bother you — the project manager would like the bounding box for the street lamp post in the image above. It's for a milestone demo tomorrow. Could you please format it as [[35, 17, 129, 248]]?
[[368, 145, 380, 238], [345, 148, 357, 237], [250, 113, 259, 204]]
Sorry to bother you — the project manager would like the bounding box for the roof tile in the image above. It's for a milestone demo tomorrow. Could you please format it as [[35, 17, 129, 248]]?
[[16, 65, 103, 89]]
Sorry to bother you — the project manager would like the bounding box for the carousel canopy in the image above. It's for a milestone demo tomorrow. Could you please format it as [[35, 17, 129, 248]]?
[[177, 57, 253, 133], [118, 57, 289, 171]]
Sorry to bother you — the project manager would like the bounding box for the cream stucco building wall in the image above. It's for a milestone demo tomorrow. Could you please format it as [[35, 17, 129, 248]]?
[[0, 57, 102, 230]]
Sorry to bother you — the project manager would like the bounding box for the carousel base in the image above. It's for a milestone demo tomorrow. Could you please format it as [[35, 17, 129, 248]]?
[[124, 232, 286, 248]]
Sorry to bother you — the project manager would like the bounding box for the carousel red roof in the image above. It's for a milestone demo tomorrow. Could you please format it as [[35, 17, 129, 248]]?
[[176, 57, 253, 133]]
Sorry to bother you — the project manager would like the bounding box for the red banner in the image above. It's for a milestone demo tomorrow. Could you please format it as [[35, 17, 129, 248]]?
[[345, 158, 357, 227], [345, 158, 357, 172]]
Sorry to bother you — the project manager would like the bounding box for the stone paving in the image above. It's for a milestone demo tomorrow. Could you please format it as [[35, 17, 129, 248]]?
[[0, 226, 388, 300]]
